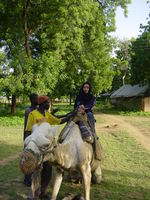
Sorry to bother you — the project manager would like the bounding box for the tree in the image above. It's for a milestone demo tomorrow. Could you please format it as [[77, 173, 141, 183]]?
[[112, 39, 132, 90], [52, 0, 132, 98], [0, 0, 132, 113], [0, 0, 64, 114], [130, 19, 150, 85]]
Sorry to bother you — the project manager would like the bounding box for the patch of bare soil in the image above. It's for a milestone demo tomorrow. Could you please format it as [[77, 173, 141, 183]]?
[[0, 153, 19, 166], [0, 194, 10, 200], [122, 191, 144, 200], [95, 113, 150, 151], [0, 177, 28, 200]]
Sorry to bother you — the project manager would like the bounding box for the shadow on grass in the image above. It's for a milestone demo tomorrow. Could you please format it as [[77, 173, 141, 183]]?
[[50, 169, 150, 200], [0, 141, 23, 161], [94, 169, 150, 200], [0, 162, 150, 200]]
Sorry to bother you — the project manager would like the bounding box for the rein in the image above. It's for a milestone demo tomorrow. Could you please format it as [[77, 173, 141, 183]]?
[[25, 137, 57, 167]]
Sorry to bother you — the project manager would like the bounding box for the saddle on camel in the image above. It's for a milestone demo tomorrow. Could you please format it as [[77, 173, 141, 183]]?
[[59, 105, 104, 161]]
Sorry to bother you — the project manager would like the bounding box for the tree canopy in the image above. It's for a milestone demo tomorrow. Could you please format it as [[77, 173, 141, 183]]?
[[112, 39, 132, 90], [130, 20, 150, 85], [0, 0, 132, 113]]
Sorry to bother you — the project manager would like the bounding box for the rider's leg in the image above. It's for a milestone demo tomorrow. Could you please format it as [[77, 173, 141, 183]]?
[[87, 112, 95, 133]]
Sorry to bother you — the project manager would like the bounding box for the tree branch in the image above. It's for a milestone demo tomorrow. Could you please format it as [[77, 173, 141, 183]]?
[[23, 0, 31, 59]]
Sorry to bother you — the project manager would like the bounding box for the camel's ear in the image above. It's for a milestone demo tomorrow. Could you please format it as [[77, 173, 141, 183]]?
[[24, 134, 32, 146], [51, 125, 59, 137]]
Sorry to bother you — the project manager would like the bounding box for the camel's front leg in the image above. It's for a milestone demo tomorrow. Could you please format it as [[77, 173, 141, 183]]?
[[81, 165, 91, 200], [28, 168, 41, 200], [51, 168, 63, 200]]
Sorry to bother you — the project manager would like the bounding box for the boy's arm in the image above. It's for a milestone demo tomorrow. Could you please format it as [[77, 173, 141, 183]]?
[[25, 112, 33, 135]]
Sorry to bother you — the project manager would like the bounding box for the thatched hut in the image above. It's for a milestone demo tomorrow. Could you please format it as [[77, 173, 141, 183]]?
[[110, 84, 150, 111]]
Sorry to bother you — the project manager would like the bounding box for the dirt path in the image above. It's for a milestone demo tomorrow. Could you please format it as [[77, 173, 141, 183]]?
[[0, 153, 19, 166], [95, 113, 150, 151]]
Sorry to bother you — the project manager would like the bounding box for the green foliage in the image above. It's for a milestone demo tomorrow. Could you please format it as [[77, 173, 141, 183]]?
[[95, 100, 150, 116], [130, 19, 150, 85], [51, 0, 117, 96], [0, 0, 131, 105], [0, 0, 65, 98], [112, 39, 132, 90], [112, 1, 150, 90]]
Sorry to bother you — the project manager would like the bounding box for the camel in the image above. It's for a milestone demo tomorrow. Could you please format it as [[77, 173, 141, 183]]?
[[21, 122, 102, 200]]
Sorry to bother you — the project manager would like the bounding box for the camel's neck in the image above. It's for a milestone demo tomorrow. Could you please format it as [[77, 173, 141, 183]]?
[[53, 143, 72, 168], [49, 124, 83, 169]]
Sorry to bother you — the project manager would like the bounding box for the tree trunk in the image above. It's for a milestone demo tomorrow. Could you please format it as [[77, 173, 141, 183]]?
[[23, 0, 31, 59], [11, 95, 17, 115], [122, 71, 126, 85], [69, 94, 72, 105]]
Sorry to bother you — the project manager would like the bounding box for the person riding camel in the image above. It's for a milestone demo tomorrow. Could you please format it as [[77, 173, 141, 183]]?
[[74, 81, 96, 131], [74, 82, 104, 161]]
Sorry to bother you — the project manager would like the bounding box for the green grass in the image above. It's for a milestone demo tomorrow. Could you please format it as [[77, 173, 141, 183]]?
[[125, 117, 150, 128], [117, 111, 150, 117], [0, 103, 73, 127], [1, 123, 150, 199], [1, 101, 150, 127], [95, 130, 150, 200], [0, 126, 23, 160], [0, 116, 24, 127], [0, 160, 28, 200], [1, 103, 150, 199]]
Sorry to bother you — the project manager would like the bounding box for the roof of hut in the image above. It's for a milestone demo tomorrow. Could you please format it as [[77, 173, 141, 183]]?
[[111, 84, 149, 98]]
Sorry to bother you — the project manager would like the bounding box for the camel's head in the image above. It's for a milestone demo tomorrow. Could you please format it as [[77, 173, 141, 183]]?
[[19, 123, 58, 175], [77, 105, 85, 114]]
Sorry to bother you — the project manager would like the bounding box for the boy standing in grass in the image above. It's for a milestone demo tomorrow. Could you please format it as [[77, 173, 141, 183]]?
[[23, 93, 38, 186], [25, 95, 73, 199]]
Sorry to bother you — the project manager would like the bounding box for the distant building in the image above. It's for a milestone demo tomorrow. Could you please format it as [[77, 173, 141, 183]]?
[[110, 84, 150, 111], [96, 92, 111, 101]]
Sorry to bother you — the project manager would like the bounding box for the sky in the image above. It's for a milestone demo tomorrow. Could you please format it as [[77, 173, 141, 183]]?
[[113, 0, 150, 39]]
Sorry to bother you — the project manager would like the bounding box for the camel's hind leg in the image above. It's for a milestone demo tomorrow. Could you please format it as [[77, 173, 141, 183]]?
[[80, 165, 91, 200], [51, 168, 63, 200]]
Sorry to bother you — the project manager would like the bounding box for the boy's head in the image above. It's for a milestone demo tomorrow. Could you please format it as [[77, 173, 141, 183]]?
[[29, 93, 38, 106], [38, 95, 50, 110]]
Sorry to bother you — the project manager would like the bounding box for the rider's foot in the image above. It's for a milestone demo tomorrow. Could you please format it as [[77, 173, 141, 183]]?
[[84, 136, 94, 144]]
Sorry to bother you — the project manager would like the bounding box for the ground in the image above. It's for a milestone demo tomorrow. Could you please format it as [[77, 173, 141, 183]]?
[[0, 113, 150, 200], [95, 113, 150, 151]]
